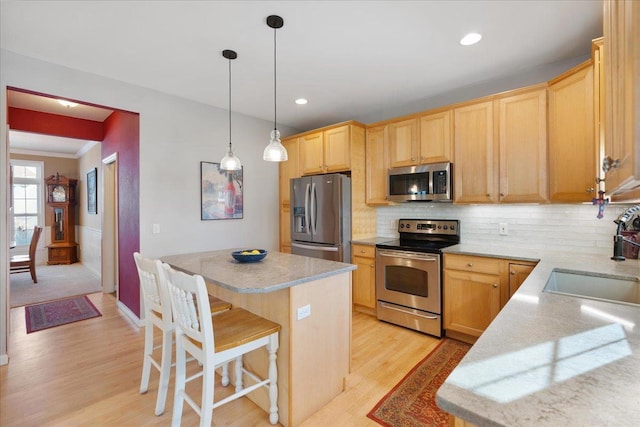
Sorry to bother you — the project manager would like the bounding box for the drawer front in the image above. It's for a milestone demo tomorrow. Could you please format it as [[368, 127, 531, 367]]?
[[444, 254, 503, 275], [352, 244, 375, 259]]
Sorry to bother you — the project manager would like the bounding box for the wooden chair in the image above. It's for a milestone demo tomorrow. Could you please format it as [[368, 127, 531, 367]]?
[[164, 266, 281, 427], [10, 226, 42, 283], [133, 252, 231, 416]]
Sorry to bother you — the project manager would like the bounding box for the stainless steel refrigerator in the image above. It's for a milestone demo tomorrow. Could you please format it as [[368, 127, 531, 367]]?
[[290, 174, 351, 262]]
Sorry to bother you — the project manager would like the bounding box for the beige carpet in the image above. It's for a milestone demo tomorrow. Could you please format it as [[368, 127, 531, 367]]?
[[10, 263, 102, 308]]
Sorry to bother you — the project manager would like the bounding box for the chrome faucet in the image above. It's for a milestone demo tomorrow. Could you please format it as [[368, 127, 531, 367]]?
[[612, 204, 640, 261]]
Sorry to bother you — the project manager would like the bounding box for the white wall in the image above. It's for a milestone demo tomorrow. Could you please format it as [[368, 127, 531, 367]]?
[[0, 49, 298, 363], [377, 203, 635, 257]]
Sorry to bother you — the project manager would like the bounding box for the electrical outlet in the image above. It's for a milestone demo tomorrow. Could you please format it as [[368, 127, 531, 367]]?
[[297, 304, 311, 320], [499, 223, 508, 235], [152, 224, 160, 234]]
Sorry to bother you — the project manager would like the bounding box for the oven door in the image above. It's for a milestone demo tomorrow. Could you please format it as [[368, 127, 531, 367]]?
[[376, 249, 441, 313], [376, 249, 442, 336]]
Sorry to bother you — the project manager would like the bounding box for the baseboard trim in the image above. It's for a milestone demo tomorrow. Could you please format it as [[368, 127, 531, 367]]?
[[116, 300, 142, 328]]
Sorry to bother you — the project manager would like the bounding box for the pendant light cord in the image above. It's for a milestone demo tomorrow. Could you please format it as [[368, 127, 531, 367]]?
[[273, 25, 277, 131], [228, 56, 232, 150]]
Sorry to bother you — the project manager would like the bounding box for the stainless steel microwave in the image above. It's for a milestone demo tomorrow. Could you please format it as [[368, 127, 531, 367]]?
[[387, 162, 453, 202]]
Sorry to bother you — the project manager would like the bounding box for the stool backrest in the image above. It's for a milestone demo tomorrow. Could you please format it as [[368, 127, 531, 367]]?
[[165, 267, 215, 353], [133, 252, 173, 329]]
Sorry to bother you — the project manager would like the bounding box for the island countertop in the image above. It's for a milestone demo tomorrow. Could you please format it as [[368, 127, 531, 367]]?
[[161, 249, 356, 294], [436, 244, 640, 426]]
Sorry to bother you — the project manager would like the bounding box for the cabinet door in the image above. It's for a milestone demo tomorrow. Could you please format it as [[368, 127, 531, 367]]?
[[324, 125, 351, 172], [279, 137, 300, 207], [444, 269, 501, 337], [419, 110, 453, 164], [365, 125, 389, 205], [508, 263, 535, 299], [498, 88, 549, 203], [454, 101, 498, 203], [280, 206, 292, 253], [548, 64, 597, 202], [388, 118, 419, 168], [300, 131, 324, 175], [352, 245, 376, 309], [603, 0, 640, 196]]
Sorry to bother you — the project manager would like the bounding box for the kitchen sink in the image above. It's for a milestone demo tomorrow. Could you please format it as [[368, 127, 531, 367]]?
[[543, 269, 640, 306]]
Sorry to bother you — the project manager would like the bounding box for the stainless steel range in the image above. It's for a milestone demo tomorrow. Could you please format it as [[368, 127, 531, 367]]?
[[376, 219, 460, 337]]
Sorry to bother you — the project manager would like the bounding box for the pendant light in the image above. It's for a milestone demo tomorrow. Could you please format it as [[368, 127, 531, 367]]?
[[220, 49, 242, 171], [263, 15, 288, 162]]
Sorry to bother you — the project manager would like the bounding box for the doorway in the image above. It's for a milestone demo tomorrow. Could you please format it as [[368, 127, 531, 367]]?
[[102, 153, 118, 297]]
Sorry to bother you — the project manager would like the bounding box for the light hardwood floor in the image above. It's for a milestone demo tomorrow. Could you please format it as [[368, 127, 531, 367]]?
[[0, 292, 440, 426]]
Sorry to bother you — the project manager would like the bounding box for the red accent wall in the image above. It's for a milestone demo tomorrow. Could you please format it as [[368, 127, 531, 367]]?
[[102, 111, 141, 317], [8, 107, 104, 141]]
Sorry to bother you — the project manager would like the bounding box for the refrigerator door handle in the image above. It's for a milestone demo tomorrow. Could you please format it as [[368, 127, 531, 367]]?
[[291, 242, 339, 252], [310, 182, 317, 235], [304, 183, 311, 235]]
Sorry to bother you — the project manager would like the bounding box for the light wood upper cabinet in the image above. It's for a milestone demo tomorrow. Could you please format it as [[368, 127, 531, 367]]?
[[324, 125, 351, 172], [300, 131, 325, 175], [388, 118, 419, 168], [498, 88, 548, 203], [548, 62, 597, 202], [386, 113, 452, 168], [419, 110, 453, 164], [300, 125, 352, 175], [365, 125, 389, 205], [602, 0, 640, 199], [454, 100, 498, 203]]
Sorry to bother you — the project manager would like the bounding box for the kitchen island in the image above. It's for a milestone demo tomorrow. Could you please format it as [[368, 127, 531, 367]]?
[[161, 249, 356, 427], [437, 244, 640, 426]]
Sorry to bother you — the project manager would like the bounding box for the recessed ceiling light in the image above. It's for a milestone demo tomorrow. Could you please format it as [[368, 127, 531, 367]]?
[[57, 99, 78, 108], [460, 33, 482, 46], [295, 98, 308, 105]]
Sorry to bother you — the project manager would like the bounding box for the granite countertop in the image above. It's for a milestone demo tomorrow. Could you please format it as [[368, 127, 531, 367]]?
[[350, 236, 395, 246], [437, 243, 640, 426], [161, 249, 356, 294]]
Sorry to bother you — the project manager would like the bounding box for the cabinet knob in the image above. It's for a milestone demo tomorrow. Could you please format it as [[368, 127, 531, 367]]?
[[467, 262, 473, 267], [510, 270, 516, 275], [360, 249, 366, 253], [486, 193, 491, 197], [492, 284, 498, 288], [411, 157, 416, 161], [370, 264, 374, 268], [500, 193, 505, 197], [586, 187, 595, 193]]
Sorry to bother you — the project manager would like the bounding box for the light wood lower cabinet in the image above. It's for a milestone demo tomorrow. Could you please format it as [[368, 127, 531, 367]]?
[[444, 254, 537, 343], [351, 244, 376, 314], [508, 262, 536, 298]]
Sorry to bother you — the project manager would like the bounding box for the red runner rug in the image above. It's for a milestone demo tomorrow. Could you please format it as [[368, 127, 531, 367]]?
[[367, 339, 472, 427], [25, 295, 101, 333]]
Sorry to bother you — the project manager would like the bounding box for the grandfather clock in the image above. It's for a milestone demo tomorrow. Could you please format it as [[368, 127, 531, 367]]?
[[45, 173, 78, 265]]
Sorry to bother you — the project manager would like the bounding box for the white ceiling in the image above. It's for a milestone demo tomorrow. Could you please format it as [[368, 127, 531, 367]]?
[[1, 0, 603, 151]]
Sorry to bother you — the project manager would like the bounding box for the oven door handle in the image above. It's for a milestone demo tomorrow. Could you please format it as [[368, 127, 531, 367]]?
[[380, 302, 439, 320], [377, 252, 438, 261]]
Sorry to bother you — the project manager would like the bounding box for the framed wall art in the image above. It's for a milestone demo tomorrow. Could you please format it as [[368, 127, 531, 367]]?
[[87, 167, 97, 215], [200, 161, 243, 220]]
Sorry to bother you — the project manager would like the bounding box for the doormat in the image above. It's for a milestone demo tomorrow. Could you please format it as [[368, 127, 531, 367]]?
[[25, 295, 102, 333], [367, 339, 471, 427]]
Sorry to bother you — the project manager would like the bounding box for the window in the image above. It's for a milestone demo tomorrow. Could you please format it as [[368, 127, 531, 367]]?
[[11, 160, 44, 246]]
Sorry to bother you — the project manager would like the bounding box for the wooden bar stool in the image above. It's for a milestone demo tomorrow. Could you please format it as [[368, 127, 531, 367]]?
[[133, 252, 231, 416], [164, 266, 281, 426]]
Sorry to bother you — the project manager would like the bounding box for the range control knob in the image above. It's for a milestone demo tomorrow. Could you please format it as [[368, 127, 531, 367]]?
[[400, 223, 405, 229], [443, 225, 448, 230], [450, 225, 456, 230]]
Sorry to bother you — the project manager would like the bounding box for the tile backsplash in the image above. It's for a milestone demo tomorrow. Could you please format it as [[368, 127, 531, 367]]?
[[376, 203, 638, 256]]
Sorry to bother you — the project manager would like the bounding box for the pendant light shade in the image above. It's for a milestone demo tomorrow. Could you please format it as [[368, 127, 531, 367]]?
[[220, 49, 242, 171], [263, 15, 288, 162]]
